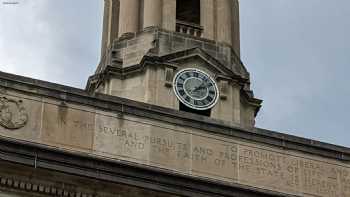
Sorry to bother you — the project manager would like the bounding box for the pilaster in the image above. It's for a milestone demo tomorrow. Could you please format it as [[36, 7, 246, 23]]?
[[143, 0, 162, 29], [119, 0, 140, 36], [216, 0, 233, 45], [200, 0, 215, 40], [162, 0, 176, 31]]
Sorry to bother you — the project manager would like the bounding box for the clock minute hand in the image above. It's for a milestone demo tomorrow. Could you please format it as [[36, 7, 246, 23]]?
[[193, 84, 202, 92], [194, 82, 206, 91]]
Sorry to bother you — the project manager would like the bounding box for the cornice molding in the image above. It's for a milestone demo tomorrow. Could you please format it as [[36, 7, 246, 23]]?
[[0, 175, 95, 197]]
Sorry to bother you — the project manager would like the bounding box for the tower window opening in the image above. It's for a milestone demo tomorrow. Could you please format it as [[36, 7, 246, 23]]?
[[176, 0, 202, 37], [176, 0, 200, 25]]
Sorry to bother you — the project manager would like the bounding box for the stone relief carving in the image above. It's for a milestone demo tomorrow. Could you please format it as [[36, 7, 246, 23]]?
[[0, 97, 28, 129]]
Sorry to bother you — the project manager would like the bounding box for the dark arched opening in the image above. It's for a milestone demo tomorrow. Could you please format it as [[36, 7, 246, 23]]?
[[179, 103, 211, 117], [176, 0, 200, 25]]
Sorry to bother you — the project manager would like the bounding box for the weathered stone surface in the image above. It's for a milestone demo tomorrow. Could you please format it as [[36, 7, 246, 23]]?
[[191, 135, 238, 182], [238, 146, 300, 195], [1, 90, 350, 197], [0, 93, 42, 143], [148, 126, 191, 173], [93, 111, 151, 164], [0, 191, 25, 197], [41, 102, 95, 151], [94, 28, 258, 128]]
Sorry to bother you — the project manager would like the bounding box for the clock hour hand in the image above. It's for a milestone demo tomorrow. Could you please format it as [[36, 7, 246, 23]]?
[[193, 82, 206, 92]]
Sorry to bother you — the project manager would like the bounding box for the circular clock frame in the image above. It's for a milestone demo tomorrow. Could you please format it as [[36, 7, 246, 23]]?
[[173, 68, 219, 111]]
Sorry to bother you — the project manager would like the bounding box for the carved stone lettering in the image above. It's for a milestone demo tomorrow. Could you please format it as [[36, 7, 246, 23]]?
[[0, 97, 28, 129], [238, 146, 300, 194], [94, 114, 151, 163], [299, 159, 340, 196], [94, 114, 238, 179], [92, 113, 350, 196], [191, 135, 238, 181], [42, 103, 95, 150]]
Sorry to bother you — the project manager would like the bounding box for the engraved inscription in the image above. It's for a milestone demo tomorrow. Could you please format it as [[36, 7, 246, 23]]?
[[94, 115, 151, 163], [42, 104, 94, 150], [0, 97, 28, 129], [238, 146, 350, 197], [299, 159, 339, 196], [94, 115, 238, 179], [238, 147, 300, 193], [191, 135, 238, 181], [98, 123, 147, 154], [93, 114, 350, 196]]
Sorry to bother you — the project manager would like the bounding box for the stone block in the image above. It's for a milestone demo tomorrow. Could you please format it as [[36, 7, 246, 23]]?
[[0, 93, 42, 143], [41, 102, 95, 151], [114, 41, 127, 50], [93, 112, 151, 165], [186, 39, 203, 48], [191, 135, 238, 182], [237, 145, 300, 195], [203, 42, 217, 52], [148, 125, 191, 173]]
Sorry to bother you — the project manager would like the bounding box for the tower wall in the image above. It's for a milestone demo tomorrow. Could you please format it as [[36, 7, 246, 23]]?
[[101, 0, 240, 57], [95, 0, 258, 128]]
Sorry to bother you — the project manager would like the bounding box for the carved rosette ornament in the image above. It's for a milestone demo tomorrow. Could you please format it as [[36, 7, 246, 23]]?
[[0, 97, 28, 129]]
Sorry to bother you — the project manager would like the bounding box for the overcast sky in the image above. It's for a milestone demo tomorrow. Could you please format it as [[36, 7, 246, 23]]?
[[0, 0, 349, 147]]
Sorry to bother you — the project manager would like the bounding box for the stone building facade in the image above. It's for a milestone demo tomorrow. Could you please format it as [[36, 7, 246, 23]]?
[[1, 1, 350, 197]]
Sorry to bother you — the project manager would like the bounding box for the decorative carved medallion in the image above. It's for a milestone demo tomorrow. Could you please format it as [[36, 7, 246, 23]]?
[[0, 97, 28, 129]]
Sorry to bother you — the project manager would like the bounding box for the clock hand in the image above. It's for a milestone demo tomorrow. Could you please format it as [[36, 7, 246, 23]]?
[[194, 82, 206, 92], [193, 85, 201, 92]]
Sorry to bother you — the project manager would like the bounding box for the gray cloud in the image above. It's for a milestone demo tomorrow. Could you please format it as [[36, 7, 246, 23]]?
[[0, 0, 103, 87], [0, 0, 349, 146], [241, 0, 350, 146]]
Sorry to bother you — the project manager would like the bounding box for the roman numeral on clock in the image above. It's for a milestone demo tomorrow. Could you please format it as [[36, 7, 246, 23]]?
[[179, 76, 185, 82], [206, 96, 213, 102], [179, 90, 185, 96], [202, 99, 209, 105]]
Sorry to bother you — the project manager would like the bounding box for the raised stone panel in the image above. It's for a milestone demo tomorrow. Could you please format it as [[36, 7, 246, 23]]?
[[93, 112, 151, 165], [238, 145, 301, 195], [298, 158, 342, 197], [148, 125, 191, 173], [111, 74, 147, 103], [191, 135, 238, 182], [0, 93, 42, 143], [41, 103, 95, 151]]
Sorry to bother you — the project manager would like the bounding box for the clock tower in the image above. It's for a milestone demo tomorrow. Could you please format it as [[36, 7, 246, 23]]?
[[87, 0, 262, 128], [1, 1, 350, 197]]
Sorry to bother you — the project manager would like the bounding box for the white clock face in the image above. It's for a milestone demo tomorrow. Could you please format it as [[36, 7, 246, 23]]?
[[173, 68, 219, 110]]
